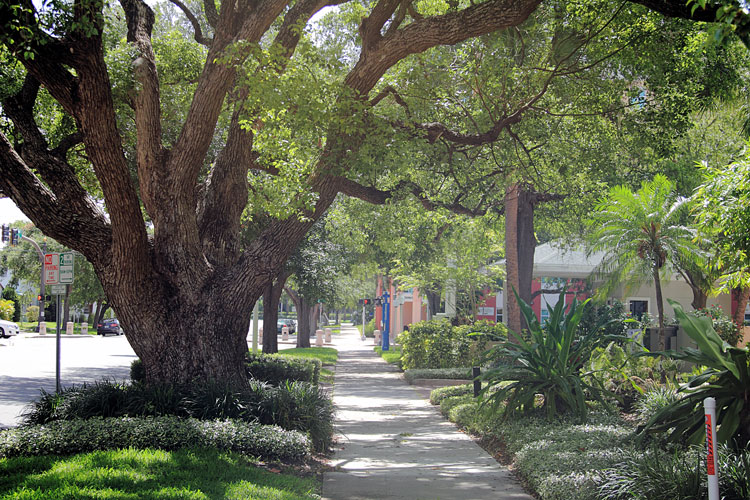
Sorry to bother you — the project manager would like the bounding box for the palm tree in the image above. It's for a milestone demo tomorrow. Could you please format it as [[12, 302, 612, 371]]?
[[588, 174, 697, 350]]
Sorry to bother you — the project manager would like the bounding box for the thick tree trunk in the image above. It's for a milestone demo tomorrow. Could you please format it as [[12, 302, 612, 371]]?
[[262, 271, 290, 354], [690, 286, 708, 311], [505, 183, 536, 335], [425, 289, 441, 318], [296, 299, 314, 348]]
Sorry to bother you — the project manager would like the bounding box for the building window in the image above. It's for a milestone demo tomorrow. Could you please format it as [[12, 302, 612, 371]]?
[[629, 299, 649, 321], [540, 308, 550, 326]]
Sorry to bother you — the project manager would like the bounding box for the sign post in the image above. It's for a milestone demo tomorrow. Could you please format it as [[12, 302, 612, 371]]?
[[44, 253, 74, 393]]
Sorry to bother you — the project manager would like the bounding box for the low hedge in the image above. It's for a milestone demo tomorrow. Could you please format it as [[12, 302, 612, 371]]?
[[22, 379, 334, 453], [246, 353, 321, 386], [429, 384, 473, 405], [0, 416, 310, 462], [403, 368, 473, 384]]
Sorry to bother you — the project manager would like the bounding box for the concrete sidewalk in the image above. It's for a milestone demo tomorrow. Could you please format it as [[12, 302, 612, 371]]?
[[322, 326, 532, 500]]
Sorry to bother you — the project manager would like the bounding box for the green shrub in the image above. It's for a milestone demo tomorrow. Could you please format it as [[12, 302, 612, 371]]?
[[398, 319, 500, 370], [448, 401, 479, 427], [639, 301, 750, 448], [130, 358, 145, 383], [694, 304, 742, 346], [0, 416, 310, 461], [634, 385, 679, 426], [259, 380, 335, 453], [246, 352, 321, 385], [598, 447, 705, 500], [0, 299, 14, 321], [495, 412, 635, 500], [481, 289, 622, 422], [584, 342, 680, 411], [403, 367, 473, 383], [25, 305, 39, 323], [429, 384, 473, 405], [440, 394, 475, 417], [1, 287, 21, 322], [22, 378, 334, 453]]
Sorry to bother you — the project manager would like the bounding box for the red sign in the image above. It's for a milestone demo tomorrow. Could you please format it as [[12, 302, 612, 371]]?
[[705, 414, 715, 476], [44, 253, 59, 285]]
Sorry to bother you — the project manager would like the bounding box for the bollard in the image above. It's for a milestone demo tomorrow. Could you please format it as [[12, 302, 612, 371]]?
[[325, 328, 332, 343], [316, 329, 324, 347], [66, 321, 74, 335], [473, 367, 481, 398], [40, 322, 47, 334], [282, 326, 289, 341], [374, 329, 381, 345], [705, 397, 720, 500], [81, 322, 88, 335]]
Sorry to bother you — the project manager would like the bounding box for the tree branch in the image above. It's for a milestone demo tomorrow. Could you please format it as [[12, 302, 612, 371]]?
[[0, 131, 112, 268], [168, 0, 212, 46], [346, 0, 543, 95], [626, 0, 720, 23], [120, 0, 165, 218], [203, 0, 219, 28]]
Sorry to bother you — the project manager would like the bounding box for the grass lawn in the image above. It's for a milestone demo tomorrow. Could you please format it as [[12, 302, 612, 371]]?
[[18, 321, 94, 335], [278, 347, 338, 385], [278, 347, 338, 365], [374, 345, 402, 366], [0, 447, 320, 500]]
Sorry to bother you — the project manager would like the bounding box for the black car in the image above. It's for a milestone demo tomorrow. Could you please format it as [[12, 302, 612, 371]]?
[[97, 318, 123, 336], [276, 319, 296, 334]]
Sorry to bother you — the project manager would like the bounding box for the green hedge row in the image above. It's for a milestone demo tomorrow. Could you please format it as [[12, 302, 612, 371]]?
[[246, 353, 321, 386], [398, 319, 504, 370], [0, 416, 309, 462]]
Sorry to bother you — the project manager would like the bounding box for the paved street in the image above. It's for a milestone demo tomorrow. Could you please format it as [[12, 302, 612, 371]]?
[[0, 333, 137, 428]]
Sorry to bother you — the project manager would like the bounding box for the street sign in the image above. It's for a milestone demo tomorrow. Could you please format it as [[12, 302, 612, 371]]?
[[49, 284, 67, 295], [59, 252, 74, 284], [44, 253, 59, 285]]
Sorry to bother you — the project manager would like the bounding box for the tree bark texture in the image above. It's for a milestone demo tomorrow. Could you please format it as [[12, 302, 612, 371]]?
[[653, 266, 666, 351], [504, 183, 536, 335], [0, 0, 544, 386], [262, 271, 290, 354]]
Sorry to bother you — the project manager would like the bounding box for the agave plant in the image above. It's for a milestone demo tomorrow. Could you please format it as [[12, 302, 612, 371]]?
[[479, 289, 622, 421], [638, 300, 750, 448]]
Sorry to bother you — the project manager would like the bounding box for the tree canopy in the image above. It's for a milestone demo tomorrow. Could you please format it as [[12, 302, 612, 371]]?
[[0, 0, 748, 385]]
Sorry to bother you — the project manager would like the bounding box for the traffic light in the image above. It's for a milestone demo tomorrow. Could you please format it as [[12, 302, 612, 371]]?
[[363, 298, 372, 305], [1, 225, 8, 243]]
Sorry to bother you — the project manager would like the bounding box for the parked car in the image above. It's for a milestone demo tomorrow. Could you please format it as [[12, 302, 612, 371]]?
[[0, 319, 20, 338], [276, 319, 296, 334], [97, 318, 122, 336]]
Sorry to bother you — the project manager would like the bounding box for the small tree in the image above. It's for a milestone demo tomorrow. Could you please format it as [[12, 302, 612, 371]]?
[[588, 174, 697, 350]]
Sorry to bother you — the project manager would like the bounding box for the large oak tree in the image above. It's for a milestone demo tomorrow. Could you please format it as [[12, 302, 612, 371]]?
[[0, 0, 543, 386]]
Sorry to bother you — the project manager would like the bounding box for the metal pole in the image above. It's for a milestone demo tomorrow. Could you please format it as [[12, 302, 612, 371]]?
[[382, 292, 390, 351], [252, 301, 259, 353], [704, 397, 720, 500], [473, 367, 481, 398], [361, 301, 366, 340], [56, 294, 61, 393]]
